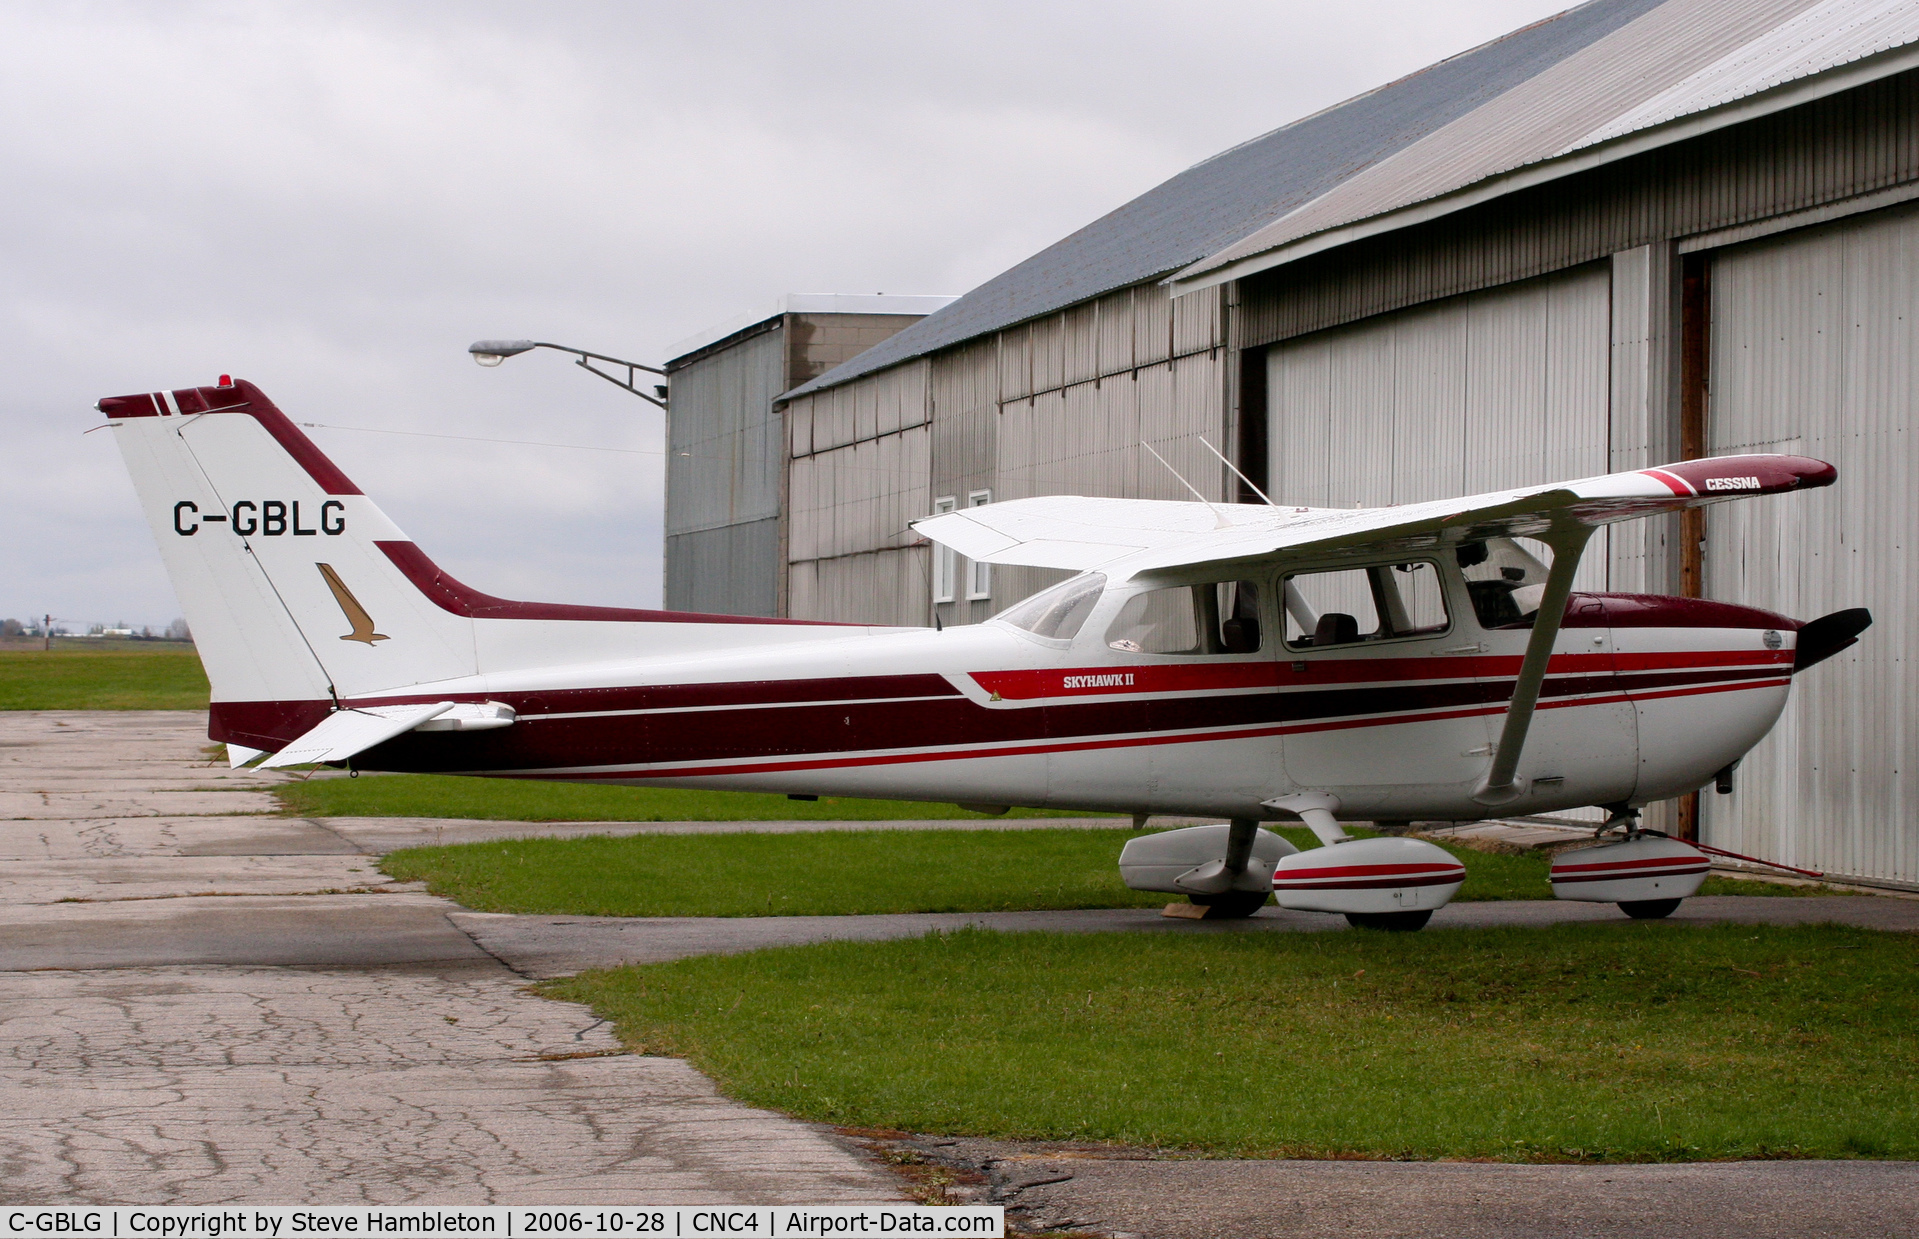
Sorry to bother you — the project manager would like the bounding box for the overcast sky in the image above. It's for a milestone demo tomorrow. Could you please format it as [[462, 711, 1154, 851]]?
[[2, 0, 1575, 630]]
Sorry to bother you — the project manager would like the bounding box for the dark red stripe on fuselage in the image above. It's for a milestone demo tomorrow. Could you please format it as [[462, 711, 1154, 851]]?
[[206, 674, 961, 751], [279, 656, 1787, 776], [972, 647, 1790, 700]]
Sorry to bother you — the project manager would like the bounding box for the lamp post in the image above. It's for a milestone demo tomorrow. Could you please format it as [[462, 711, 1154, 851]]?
[[468, 340, 668, 409]]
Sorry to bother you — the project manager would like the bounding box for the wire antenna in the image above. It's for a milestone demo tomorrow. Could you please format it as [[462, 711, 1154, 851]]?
[[1141, 441, 1232, 529], [1197, 436, 1278, 508]]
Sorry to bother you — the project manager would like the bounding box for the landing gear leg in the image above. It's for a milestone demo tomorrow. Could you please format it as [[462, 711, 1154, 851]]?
[[1182, 818, 1269, 918], [1598, 801, 1641, 839]]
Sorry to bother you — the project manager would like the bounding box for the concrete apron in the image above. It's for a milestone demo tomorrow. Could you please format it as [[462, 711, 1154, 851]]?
[[0, 711, 898, 1205]]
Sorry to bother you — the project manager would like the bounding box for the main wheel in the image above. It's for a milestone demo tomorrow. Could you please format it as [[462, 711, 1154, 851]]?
[[1344, 910, 1432, 931], [1618, 898, 1682, 919], [1187, 891, 1269, 919]]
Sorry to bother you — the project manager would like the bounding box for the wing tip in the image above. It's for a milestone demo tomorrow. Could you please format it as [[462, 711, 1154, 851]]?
[[1650, 454, 1837, 498]]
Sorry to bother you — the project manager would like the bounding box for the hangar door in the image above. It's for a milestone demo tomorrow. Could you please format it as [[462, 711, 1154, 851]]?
[[1704, 204, 1919, 887], [1265, 262, 1614, 592]]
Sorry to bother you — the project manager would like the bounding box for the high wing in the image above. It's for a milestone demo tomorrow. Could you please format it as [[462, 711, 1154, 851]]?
[[909, 494, 1300, 571], [910, 454, 1837, 575]]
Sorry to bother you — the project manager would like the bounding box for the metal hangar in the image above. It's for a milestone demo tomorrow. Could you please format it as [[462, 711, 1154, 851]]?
[[674, 0, 1919, 890], [661, 294, 953, 616]]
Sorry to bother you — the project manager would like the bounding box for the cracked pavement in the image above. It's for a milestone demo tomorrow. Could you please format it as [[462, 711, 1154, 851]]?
[[0, 711, 900, 1204]]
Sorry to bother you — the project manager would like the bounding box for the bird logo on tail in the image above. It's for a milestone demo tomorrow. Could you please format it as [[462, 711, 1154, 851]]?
[[316, 564, 388, 644]]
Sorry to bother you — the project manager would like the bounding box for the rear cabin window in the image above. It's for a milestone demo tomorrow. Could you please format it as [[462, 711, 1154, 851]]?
[[994, 573, 1106, 641], [1456, 538, 1551, 627], [1106, 581, 1262, 655], [1282, 562, 1448, 649]]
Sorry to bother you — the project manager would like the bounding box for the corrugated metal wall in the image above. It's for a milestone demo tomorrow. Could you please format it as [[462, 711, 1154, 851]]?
[[1265, 263, 1615, 591], [784, 360, 934, 626], [929, 341, 1000, 624], [1704, 202, 1918, 887], [979, 285, 1230, 614], [663, 324, 786, 614], [664, 519, 780, 618], [1604, 244, 1680, 597], [788, 286, 1233, 626]]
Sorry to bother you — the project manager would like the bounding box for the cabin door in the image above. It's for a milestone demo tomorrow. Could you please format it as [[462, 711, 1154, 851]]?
[[1277, 558, 1496, 811]]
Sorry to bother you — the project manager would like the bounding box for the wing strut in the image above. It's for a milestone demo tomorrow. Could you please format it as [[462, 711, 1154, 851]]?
[[1473, 523, 1595, 806]]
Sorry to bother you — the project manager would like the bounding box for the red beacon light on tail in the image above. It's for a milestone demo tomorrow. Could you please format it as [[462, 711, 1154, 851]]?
[[216, 375, 234, 389]]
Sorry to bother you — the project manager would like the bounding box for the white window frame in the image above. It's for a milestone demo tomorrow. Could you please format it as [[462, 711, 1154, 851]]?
[[965, 489, 993, 600], [931, 496, 958, 604]]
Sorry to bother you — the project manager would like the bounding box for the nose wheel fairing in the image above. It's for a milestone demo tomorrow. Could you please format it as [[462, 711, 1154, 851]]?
[[1550, 835, 1711, 911]]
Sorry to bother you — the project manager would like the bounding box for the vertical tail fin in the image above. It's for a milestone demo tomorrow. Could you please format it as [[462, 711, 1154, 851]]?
[[103, 378, 861, 751], [101, 381, 480, 724]]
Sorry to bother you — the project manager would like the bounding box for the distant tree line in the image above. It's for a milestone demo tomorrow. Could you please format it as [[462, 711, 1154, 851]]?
[[1, 618, 192, 642]]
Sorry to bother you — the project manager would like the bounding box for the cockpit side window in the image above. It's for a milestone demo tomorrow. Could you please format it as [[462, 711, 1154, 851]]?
[[1282, 562, 1449, 649], [993, 573, 1107, 641], [1456, 538, 1551, 628], [1104, 581, 1262, 655]]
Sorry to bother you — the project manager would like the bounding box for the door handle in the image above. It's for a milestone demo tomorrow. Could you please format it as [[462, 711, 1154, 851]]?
[[1438, 643, 1487, 655]]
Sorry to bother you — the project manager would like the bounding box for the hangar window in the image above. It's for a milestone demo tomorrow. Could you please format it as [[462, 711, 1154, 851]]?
[[1282, 562, 1448, 649], [930, 496, 958, 603], [1106, 581, 1261, 655], [994, 573, 1106, 641], [1456, 538, 1551, 627]]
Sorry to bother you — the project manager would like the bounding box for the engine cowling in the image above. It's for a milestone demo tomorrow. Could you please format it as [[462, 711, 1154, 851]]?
[[1550, 836, 1710, 903], [1272, 836, 1466, 914]]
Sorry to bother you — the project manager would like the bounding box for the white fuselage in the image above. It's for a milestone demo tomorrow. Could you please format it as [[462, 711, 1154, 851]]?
[[326, 575, 1795, 822]]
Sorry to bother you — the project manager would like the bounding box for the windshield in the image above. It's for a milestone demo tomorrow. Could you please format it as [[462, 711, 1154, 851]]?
[[992, 573, 1107, 641]]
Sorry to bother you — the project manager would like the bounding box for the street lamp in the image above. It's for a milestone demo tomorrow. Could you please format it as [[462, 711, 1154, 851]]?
[[469, 339, 668, 409]]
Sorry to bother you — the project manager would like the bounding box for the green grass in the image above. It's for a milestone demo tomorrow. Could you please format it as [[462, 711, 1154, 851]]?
[[377, 824, 1690, 917], [387, 827, 1167, 917], [0, 650, 209, 710], [280, 772, 1115, 824], [543, 923, 1919, 1161]]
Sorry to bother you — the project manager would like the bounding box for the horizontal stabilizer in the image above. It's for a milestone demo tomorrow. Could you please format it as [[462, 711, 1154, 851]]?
[[259, 702, 456, 768]]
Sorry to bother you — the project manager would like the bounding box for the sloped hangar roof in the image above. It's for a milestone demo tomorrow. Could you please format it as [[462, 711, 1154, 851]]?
[[783, 0, 1665, 401], [1173, 0, 1919, 290], [788, 0, 1919, 402]]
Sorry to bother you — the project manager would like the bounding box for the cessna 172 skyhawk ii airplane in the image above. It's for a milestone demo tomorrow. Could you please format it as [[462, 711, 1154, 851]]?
[[101, 379, 1870, 929]]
